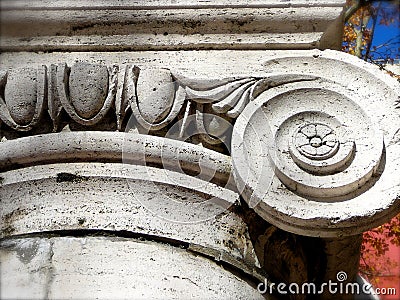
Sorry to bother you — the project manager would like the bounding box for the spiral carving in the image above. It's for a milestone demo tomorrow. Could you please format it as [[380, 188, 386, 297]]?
[[235, 82, 384, 200], [274, 111, 383, 199], [231, 53, 400, 237]]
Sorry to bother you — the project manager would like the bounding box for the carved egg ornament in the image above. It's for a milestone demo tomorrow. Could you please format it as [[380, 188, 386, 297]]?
[[136, 68, 176, 124], [69, 62, 109, 119], [4, 68, 38, 126]]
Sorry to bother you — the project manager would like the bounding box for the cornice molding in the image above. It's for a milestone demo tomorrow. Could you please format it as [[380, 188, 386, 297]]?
[[1, 0, 346, 10], [0, 1, 345, 51]]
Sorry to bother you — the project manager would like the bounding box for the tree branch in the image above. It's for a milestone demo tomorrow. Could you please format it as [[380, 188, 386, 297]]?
[[364, 2, 381, 61], [344, 0, 374, 22], [355, 8, 370, 58]]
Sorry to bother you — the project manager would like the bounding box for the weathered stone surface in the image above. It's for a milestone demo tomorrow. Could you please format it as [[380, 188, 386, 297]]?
[[0, 66, 46, 132], [0, 1, 345, 51], [231, 51, 400, 238], [136, 68, 176, 124], [1, 236, 264, 299], [0, 0, 346, 8], [69, 62, 109, 119], [1, 50, 398, 240], [0, 132, 232, 183], [0, 5, 398, 296], [3, 68, 37, 125], [0, 238, 51, 299], [1, 60, 313, 136], [55, 63, 118, 126], [0, 162, 263, 278]]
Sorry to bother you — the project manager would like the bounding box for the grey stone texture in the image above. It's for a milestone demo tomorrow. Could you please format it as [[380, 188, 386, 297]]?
[[1, 236, 264, 299], [0, 1, 346, 51], [1, 1, 399, 299]]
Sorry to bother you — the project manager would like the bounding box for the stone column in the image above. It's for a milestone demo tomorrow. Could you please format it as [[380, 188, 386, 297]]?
[[1, 1, 399, 300]]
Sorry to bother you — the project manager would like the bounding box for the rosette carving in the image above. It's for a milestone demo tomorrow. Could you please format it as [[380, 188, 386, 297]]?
[[0, 66, 46, 131]]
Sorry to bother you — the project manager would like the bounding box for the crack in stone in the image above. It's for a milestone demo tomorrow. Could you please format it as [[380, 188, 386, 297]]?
[[45, 239, 55, 300]]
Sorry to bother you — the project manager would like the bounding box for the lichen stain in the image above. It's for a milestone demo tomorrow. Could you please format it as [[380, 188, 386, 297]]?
[[2, 208, 27, 236], [16, 240, 39, 264], [0, 239, 39, 265]]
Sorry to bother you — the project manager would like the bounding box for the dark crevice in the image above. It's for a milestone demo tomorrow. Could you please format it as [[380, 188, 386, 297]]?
[[56, 172, 88, 183], [236, 197, 327, 299], [0, 229, 190, 250], [185, 246, 269, 296], [0, 43, 316, 53]]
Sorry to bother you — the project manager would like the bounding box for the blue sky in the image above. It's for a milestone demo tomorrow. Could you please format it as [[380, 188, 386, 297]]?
[[369, 1, 399, 61]]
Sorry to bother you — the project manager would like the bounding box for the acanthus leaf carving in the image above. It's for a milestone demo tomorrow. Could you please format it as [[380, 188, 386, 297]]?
[[169, 73, 319, 144], [180, 74, 318, 119], [211, 80, 256, 114], [185, 78, 256, 104]]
